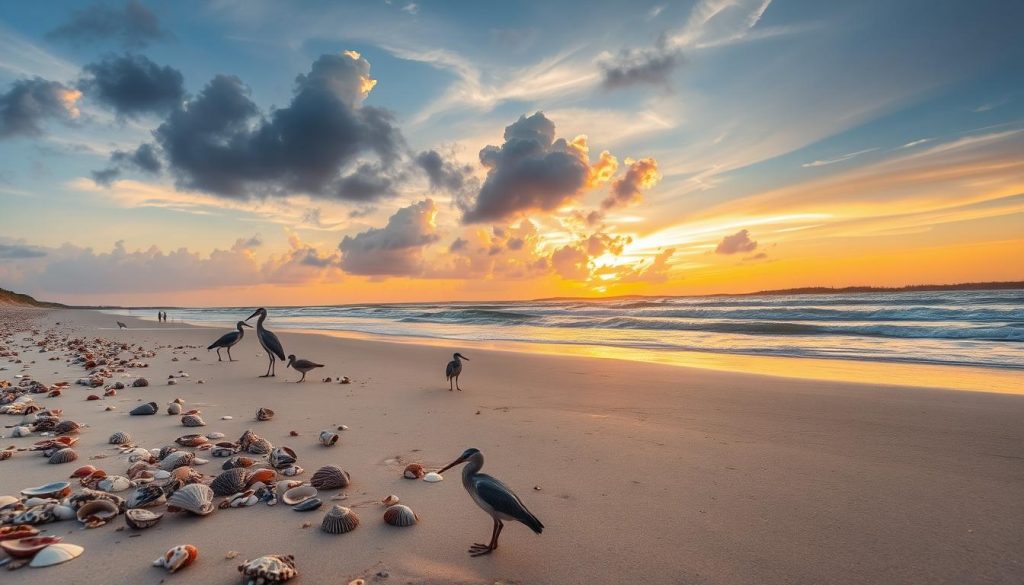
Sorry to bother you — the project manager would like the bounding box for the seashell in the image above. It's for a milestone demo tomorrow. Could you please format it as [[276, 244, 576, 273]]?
[[269, 446, 297, 469], [321, 505, 360, 534], [48, 447, 78, 464], [181, 414, 206, 427], [275, 480, 302, 499], [10, 426, 32, 438], [130, 401, 158, 415], [281, 485, 317, 505], [238, 554, 298, 584], [383, 504, 418, 527], [175, 434, 209, 447], [223, 455, 254, 470], [159, 450, 195, 471], [108, 431, 132, 445], [403, 463, 425, 479], [280, 465, 303, 477], [0, 495, 21, 510], [256, 407, 274, 421], [0, 525, 39, 541], [382, 494, 400, 506], [211, 468, 249, 496], [132, 377, 149, 387], [127, 485, 166, 509], [126, 461, 151, 478], [11, 504, 57, 526], [125, 508, 163, 529], [158, 445, 179, 460], [246, 468, 277, 486], [219, 490, 259, 509], [21, 481, 72, 499], [53, 504, 77, 521], [318, 431, 339, 447], [29, 542, 83, 567], [213, 446, 238, 458], [167, 402, 183, 415], [68, 488, 126, 512], [55, 420, 82, 434], [166, 483, 215, 516], [97, 474, 132, 492], [423, 472, 444, 483], [169, 465, 204, 485], [76, 499, 119, 526], [292, 497, 322, 512], [0, 535, 63, 558], [310, 465, 350, 490], [207, 432, 225, 440], [153, 544, 198, 573]]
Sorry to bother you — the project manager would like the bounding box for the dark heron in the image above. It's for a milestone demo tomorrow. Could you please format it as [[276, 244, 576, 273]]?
[[286, 354, 324, 383], [116, 321, 127, 330], [438, 448, 543, 557], [207, 321, 252, 362], [245, 308, 286, 377], [445, 352, 469, 391]]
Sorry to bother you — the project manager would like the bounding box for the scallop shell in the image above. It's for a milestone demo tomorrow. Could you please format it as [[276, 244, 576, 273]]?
[[97, 474, 132, 492], [166, 483, 215, 516], [125, 508, 163, 529], [382, 494, 399, 506], [281, 485, 317, 505], [76, 499, 119, 525], [153, 544, 198, 573], [321, 505, 360, 534], [54, 420, 82, 435], [256, 407, 274, 421], [403, 463, 425, 479], [29, 542, 83, 567], [309, 465, 350, 490], [238, 429, 258, 448], [423, 472, 444, 483], [223, 455, 254, 470], [181, 414, 206, 427], [175, 434, 209, 447], [269, 446, 297, 469], [159, 450, 195, 471], [167, 402, 183, 415], [248, 437, 273, 455], [130, 401, 159, 415], [108, 431, 132, 445], [127, 485, 166, 509], [383, 504, 418, 527], [238, 554, 297, 584], [211, 468, 249, 496], [48, 447, 78, 464], [318, 431, 338, 447], [158, 445, 179, 460]]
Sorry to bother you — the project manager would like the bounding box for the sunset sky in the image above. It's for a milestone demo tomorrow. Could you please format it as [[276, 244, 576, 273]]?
[[1, 0, 1022, 306]]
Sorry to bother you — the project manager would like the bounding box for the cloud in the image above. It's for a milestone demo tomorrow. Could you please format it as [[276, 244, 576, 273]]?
[[801, 148, 878, 168], [715, 229, 758, 254], [79, 54, 185, 118], [603, 157, 661, 209], [0, 243, 46, 259], [47, 0, 172, 49], [152, 51, 403, 201], [597, 40, 684, 90], [415, 149, 474, 193], [92, 143, 162, 185], [339, 199, 440, 276], [550, 244, 589, 279], [461, 112, 594, 223], [0, 78, 82, 139]]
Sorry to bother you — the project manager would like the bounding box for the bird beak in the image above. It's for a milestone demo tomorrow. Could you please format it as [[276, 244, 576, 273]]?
[[241, 322, 253, 328], [437, 456, 465, 474], [462, 356, 470, 361], [245, 309, 260, 321]]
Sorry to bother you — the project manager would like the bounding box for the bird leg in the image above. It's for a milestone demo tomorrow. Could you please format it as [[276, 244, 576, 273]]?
[[469, 519, 502, 557], [449, 378, 453, 392], [456, 375, 463, 392], [227, 347, 234, 362], [216, 348, 223, 362], [297, 371, 306, 383], [260, 358, 273, 378]]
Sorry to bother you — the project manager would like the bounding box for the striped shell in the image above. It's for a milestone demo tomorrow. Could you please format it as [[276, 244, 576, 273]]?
[[238, 429, 258, 448], [210, 468, 249, 496], [222, 455, 255, 470], [153, 544, 198, 573], [237, 554, 297, 584], [321, 505, 359, 534], [181, 414, 206, 427], [127, 485, 166, 508], [383, 504, 418, 527], [310, 465, 350, 490], [167, 402, 183, 415], [256, 407, 274, 421], [159, 450, 195, 471], [175, 434, 209, 447], [130, 401, 158, 415], [97, 474, 132, 492], [76, 499, 119, 524], [248, 437, 273, 455], [125, 508, 163, 529], [318, 431, 338, 447], [403, 464, 425, 479], [54, 420, 82, 435], [48, 447, 78, 464], [108, 431, 132, 445], [166, 483, 215, 516], [269, 446, 297, 469]]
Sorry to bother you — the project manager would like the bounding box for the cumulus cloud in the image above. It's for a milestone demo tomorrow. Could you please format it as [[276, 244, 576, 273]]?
[[79, 54, 185, 117], [415, 149, 474, 193], [0, 78, 82, 139], [550, 245, 590, 279], [597, 40, 684, 90], [0, 243, 47, 259], [92, 143, 162, 184], [152, 51, 403, 201], [715, 229, 758, 254], [603, 157, 661, 209], [339, 199, 440, 276], [47, 0, 172, 49]]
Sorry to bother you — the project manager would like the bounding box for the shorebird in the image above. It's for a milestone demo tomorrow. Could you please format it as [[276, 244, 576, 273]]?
[[116, 321, 127, 330], [286, 355, 324, 383], [245, 308, 286, 377], [446, 352, 469, 391], [438, 448, 544, 557], [207, 321, 252, 362]]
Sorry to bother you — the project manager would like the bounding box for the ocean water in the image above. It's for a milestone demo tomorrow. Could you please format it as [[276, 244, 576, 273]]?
[[110, 289, 1024, 370]]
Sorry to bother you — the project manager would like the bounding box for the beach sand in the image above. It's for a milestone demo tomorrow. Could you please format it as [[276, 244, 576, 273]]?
[[1, 307, 1022, 584]]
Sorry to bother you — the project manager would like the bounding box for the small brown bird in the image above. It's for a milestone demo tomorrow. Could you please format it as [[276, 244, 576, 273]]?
[[286, 354, 324, 383]]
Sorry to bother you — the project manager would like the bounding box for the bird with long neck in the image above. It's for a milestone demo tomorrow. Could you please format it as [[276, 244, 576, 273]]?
[[438, 448, 543, 557], [446, 352, 469, 391], [207, 321, 251, 362], [245, 308, 286, 377]]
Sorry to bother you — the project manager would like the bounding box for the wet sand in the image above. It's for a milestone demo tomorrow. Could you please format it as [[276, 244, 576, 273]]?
[[1, 307, 1022, 584]]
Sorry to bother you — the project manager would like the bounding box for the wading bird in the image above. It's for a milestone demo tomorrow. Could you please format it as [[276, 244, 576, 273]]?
[[246, 308, 286, 377], [446, 352, 469, 391], [116, 321, 127, 330], [207, 321, 252, 362], [438, 448, 543, 557], [286, 355, 324, 383]]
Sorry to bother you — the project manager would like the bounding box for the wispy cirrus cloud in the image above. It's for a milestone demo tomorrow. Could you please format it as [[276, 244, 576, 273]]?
[[801, 148, 879, 168]]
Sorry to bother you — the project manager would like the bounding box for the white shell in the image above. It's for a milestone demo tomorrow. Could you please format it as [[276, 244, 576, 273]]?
[[423, 472, 444, 483], [166, 483, 215, 516], [29, 543, 84, 567], [281, 485, 317, 505], [98, 475, 132, 492]]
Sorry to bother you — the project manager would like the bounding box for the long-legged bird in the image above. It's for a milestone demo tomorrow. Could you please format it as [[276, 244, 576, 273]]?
[[207, 321, 251, 361], [438, 448, 543, 557], [286, 354, 324, 383], [246, 308, 285, 377], [116, 321, 127, 330], [446, 352, 469, 391]]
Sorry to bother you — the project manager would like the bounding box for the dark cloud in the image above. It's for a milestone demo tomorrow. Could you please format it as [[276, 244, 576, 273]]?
[[336, 163, 396, 201], [80, 54, 185, 117], [603, 157, 660, 209], [415, 149, 473, 193], [92, 143, 161, 185], [598, 39, 684, 90], [47, 0, 172, 49], [716, 229, 758, 255], [0, 243, 47, 259], [462, 112, 591, 223], [449, 237, 469, 252], [153, 53, 403, 201], [339, 199, 440, 276], [0, 78, 80, 139], [507, 237, 524, 250]]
